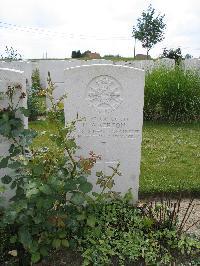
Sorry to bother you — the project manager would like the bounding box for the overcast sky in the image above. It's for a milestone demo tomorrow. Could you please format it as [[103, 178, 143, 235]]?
[[0, 0, 200, 59]]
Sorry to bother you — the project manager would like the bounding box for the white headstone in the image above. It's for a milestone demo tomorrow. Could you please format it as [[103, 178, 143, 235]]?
[[0, 68, 28, 205], [41, 59, 113, 108], [0, 61, 35, 91], [183, 59, 200, 72], [64, 64, 144, 201]]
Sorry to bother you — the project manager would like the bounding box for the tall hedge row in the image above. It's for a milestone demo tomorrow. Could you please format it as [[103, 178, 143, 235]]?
[[144, 67, 200, 121]]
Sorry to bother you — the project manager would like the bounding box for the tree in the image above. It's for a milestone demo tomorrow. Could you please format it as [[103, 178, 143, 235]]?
[[185, 53, 193, 59], [132, 5, 166, 57], [71, 50, 82, 58], [161, 47, 183, 65]]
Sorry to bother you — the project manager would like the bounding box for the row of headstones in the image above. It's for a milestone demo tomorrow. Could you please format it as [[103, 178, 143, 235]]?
[[0, 58, 168, 110], [1, 58, 200, 90], [0, 64, 144, 204], [0, 58, 176, 89]]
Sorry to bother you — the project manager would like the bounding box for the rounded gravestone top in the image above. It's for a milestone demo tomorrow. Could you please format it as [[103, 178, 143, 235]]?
[[86, 75, 123, 112]]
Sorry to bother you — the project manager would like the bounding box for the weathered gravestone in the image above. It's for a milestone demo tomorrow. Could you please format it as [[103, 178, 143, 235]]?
[[0, 68, 27, 205], [40, 59, 113, 109], [64, 64, 144, 201]]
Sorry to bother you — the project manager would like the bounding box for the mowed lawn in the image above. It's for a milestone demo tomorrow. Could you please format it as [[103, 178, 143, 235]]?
[[140, 122, 200, 196], [29, 120, 200, 197]]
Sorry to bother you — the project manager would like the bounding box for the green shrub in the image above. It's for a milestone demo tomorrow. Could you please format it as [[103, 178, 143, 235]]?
[[81, 197, 200, 266], [144, 67, 200, 121], [27, 68, 46, 120], [31, 68, 41, 94], [0, 81, 121, 264], [27, 94, 46, 120]]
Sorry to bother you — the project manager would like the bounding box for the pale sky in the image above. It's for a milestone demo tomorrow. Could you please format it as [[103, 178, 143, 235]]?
[[0, 0, 200, 59]]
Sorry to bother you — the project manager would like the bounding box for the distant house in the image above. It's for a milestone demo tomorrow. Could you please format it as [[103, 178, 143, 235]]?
[[84, 50, 101, 59], [135, 54, 151, 60]]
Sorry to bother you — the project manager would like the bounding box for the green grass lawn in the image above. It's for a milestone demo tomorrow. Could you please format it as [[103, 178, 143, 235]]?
[[29, 120, 200, 197], [140, 122, 200, 197]]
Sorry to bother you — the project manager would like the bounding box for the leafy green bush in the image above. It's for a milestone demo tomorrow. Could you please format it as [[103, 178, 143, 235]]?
[[27, 68, 46, 120], [81, 196, 200, 266], [0, 80, 120, 264], [144, 67, 200, 121], [1, 79, 199, 266], [27, 94, 46, 120]]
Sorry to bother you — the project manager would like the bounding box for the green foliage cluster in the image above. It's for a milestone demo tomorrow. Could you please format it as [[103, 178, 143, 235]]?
[[161, 48, 183, 65], [80, 196, 200, 265], [132, 5, 166, 56], [144, 67, 200, 121], [71, 50, 82, 58], [0, 78, 121, 264], [27, 68, 46, 120], [71, 50, 99, 59], [0, 79, 199, 265]]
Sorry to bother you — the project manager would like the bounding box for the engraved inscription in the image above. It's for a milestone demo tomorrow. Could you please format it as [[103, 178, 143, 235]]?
[[77, 116, 140, 139], [86, 75, 123, 111]]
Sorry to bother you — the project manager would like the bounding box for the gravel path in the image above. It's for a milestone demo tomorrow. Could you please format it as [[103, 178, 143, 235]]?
[[177, 198, 200, 237], [141, 198, 200, 237]]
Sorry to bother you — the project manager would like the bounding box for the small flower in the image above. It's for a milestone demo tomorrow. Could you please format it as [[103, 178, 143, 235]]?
[[8, 250, 17, 257]]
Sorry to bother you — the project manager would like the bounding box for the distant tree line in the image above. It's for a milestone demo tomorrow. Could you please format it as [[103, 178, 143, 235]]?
[[71, 50, 98, 58]]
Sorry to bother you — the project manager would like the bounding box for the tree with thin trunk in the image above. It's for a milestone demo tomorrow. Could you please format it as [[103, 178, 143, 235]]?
[[132, 5, 166, 58]]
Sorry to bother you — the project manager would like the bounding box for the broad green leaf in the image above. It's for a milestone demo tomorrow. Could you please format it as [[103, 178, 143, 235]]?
[[0, 185, 5, 193], [31, 252, 41, 263], [9, 161, 22, 169], [79, 182, 93, 193], [76, 213, 86, 221], [142, 217, 154, 228], [70, 192, 85, 205], [52, 239, 61, 249], [40, 184, 52, 195], [77, 176, 87, 184], [0, 157, 9, 168], [40, 246, 48, 257], [32, 164, 43, 176], [19, 107, 30, 117], [29, 240, 39, 253], [87, 215, 96, 227], [9, 145, 21, 156], [1, 175, 12, 184], [58, 232, 67, 239], [61, 239, 69, 247], [26, 187, 39, 198], [10, 235, 17, 244], [64, 179, 77, 191], [18, 228, 32, 248]]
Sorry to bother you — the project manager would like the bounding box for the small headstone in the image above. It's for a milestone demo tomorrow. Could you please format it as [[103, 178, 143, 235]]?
[[64, 64, 144, 201]]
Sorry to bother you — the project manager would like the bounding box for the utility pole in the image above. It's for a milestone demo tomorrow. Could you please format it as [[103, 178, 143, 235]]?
[[134, 37, 136, 59]]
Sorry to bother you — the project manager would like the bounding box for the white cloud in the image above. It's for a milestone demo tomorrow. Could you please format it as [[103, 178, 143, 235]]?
[[0, 0, 199, 59]]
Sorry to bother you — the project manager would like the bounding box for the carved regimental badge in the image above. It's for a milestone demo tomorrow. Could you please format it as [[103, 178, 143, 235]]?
[[86, 75, 123, 112]]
